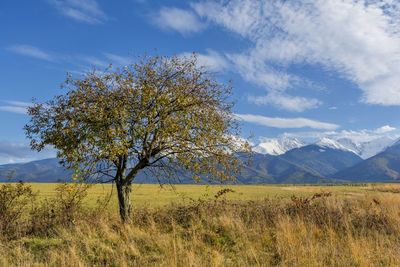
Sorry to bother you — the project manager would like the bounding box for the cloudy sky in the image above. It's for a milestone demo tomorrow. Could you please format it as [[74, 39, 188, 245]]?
[[1, 0, 400, 163]]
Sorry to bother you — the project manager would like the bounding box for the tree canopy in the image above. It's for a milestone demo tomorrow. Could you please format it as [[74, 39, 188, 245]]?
[[25, 55, 249, 221]]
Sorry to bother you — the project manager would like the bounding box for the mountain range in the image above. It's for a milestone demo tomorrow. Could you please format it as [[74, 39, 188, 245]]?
[[1, 137, 400, 184], [333, 140, 400, 182], [253, 135, 396, 159]]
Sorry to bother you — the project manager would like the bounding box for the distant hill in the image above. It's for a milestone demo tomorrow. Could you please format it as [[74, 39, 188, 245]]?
[[333, 142, 400, 182], [279, 144, 363, 176], [0, 154, 301, 184], [0, 152, 338, 184], [3, 134, 400, 184], [0, 158, 73, 182], [0, 158, 179, 184], [240, 153, 330, 184]]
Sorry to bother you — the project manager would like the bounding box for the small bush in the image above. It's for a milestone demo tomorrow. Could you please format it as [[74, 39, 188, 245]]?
[[54, 182, 91, 224], [29, 183, 91, 236], [0, 182, 36, 239]]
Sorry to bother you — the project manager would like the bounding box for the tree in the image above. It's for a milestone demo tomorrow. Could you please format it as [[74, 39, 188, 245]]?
[[25, 55, 249, 222]]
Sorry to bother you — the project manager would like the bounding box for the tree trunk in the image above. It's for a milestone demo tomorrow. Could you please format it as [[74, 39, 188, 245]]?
[[115, 159, 147, 222], [116, 179, 132, 223]]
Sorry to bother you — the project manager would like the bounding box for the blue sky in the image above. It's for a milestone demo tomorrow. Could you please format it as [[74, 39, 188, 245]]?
[[1, 0, 400, 163]]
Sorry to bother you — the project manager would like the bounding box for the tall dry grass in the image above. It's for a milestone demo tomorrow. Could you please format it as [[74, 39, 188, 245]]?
[[0, 183, 400, 266]]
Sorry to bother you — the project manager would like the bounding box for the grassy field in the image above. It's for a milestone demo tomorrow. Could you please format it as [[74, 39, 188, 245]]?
[[26, 183, 374, 208], [1, 182, 400, 266]]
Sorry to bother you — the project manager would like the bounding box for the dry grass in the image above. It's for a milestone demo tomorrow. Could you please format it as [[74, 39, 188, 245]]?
[[0, 183, 400, 266], [369, 183, 400, 194], [23, 183, 373, 208]]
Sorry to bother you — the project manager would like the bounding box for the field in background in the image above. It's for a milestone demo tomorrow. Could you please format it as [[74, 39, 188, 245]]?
[[27, 182, 393, 208]]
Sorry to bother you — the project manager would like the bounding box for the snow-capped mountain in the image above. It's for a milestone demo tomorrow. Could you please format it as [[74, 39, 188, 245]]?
[[253, 136, 305, 155], [334, 140, 400, 182], [315, 137, 357, 153], [336, 137, 396, 159], [254, 135, 397, 159], [312, 136, 397, 159]]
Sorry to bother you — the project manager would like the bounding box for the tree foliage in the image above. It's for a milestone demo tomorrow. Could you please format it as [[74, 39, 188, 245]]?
[[25, 54, 249, 221]]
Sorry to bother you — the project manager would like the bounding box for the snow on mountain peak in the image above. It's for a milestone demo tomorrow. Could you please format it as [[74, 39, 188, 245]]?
[[253, 136, 305, 155], [333, 136, 396, 159], [315, 137, 355, 152], [253, 135, 398, 159]]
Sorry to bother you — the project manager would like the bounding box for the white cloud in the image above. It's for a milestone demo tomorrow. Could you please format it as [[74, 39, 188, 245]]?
[[103, 53, 132, 67], [3, 101, 31, 107], [284, 125, 399, 143], [49, 0, 107, 24], [192, 0, 400, 108], [180, 50, 229, 72], [154, 7, 205, 35], [0, 101, 31, 115], [0, 141, 56, 165], [0, 106, 27, 115], [183, 49, 322, 111], [6, 44, 134, 73], [196, 51, 229, 72], [235, 113, 339, 130], [248, 93, 321, 112], [375, 125, 396, 134], [225, 53, 292, 90], [81, 56, 109, 68], [8, 45, 52, 61]]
